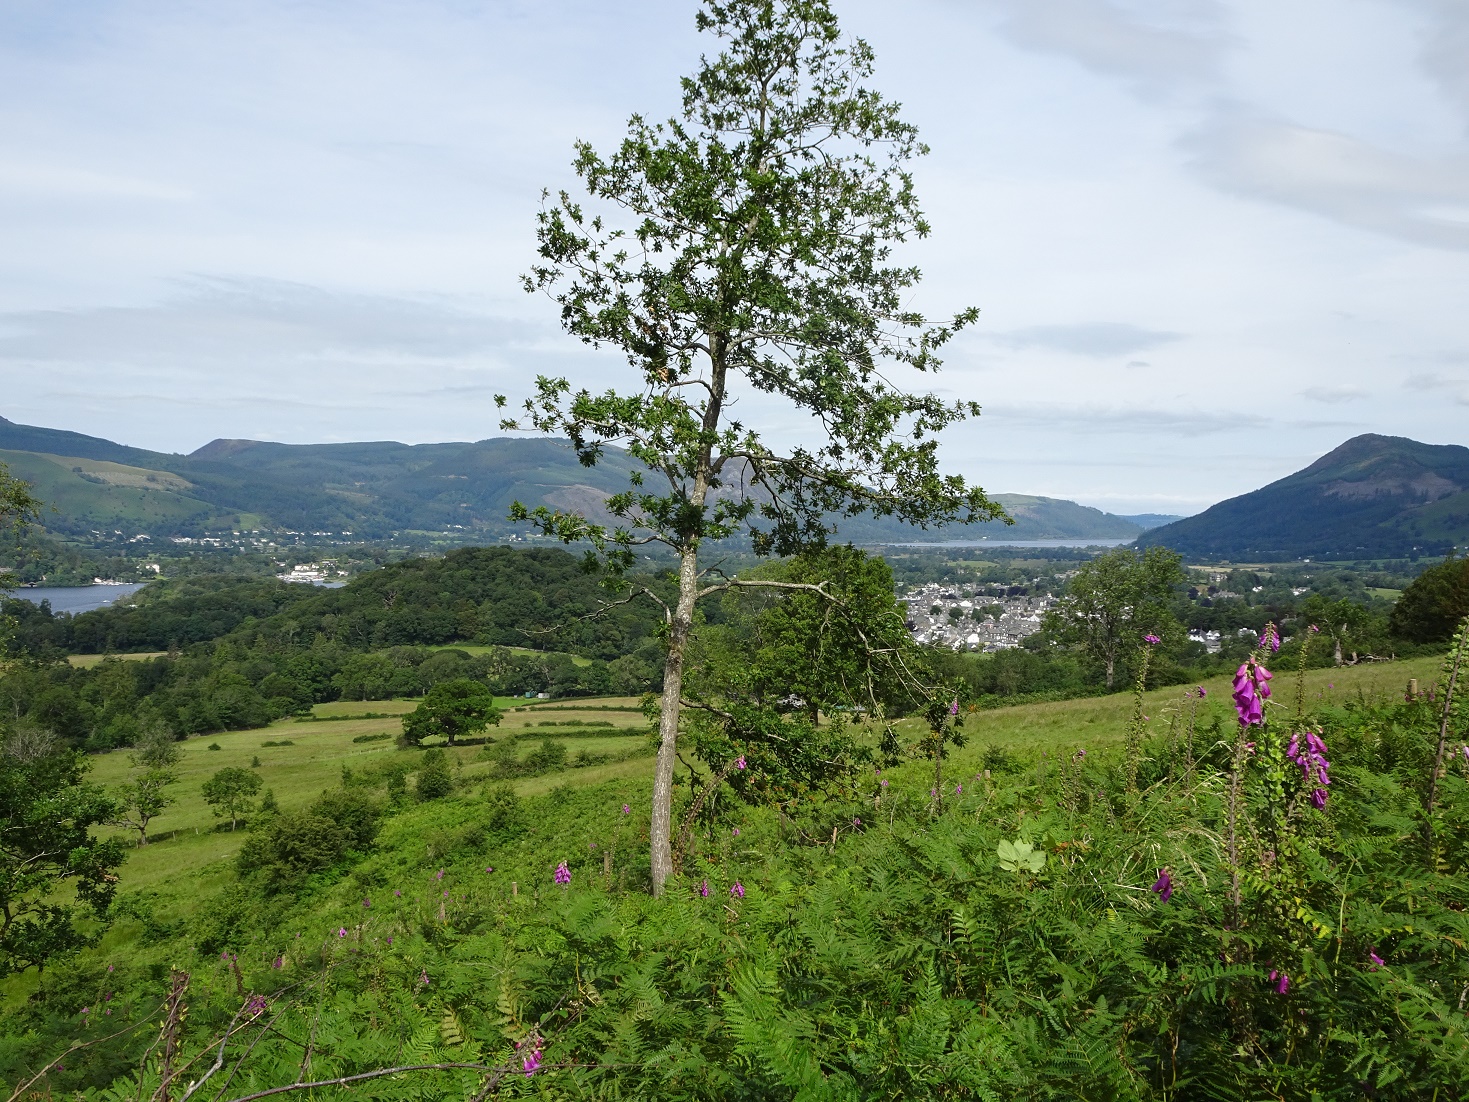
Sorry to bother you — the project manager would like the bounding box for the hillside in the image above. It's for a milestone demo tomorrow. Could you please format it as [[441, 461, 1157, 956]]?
[[1138, 433, 1469, 559], [0, 416, 1150, 542]]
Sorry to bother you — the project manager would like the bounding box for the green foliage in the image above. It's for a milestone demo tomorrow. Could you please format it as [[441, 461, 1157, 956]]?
[[1043, 545, 1186, 689], [1391, 554, 1469, 643], [0, 728, 122, 975], [414, 748, 454, 801], [200, 765, 263, 830], [236, 788, 381, 893], [400, 678, 502, 747]]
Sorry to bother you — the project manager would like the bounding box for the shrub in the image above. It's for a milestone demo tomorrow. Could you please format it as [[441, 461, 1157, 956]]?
[[415, 748, 454, 801]]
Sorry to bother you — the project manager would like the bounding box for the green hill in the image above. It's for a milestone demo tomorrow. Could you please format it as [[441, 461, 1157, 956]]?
[[1138, 433, 1469, 560], [0, 416, 1148, 542]]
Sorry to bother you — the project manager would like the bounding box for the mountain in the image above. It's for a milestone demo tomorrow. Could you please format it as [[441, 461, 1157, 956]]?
[[1137, 434, 1469, 560], [0, 416, 1149, 542], [1115, 513, 1184, 530]]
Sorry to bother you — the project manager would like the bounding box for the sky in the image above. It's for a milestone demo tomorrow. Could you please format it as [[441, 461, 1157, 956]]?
[[2, 0, 1468, 517]]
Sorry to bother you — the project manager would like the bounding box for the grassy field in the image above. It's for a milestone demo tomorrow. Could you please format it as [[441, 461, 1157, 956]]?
[[81, 657, 1441, 901], [67, 651, 166, 668], [85, 695, 655, 895]]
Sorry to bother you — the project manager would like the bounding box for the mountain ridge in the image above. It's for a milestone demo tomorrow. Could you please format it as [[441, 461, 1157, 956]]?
[[1, 416, 1152, 542], [1137, 433, 1469, 559]]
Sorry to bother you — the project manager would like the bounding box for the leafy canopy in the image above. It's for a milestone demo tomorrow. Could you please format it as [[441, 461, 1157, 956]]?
[[400, 678, 503, 747]]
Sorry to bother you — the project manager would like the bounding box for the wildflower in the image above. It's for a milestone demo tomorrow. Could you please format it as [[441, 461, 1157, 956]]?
[[949, 699, 959, 716], [387, 937, 393, 946], [852, 816, 862, 827], [485, 865, 494, 873], [554, 861, 571, 886], [272, 956, 283, 969], [107, 964, 113, 972], [730, 881, 745, 899], [1461, 744, 1469, 764], [622, 804, 630, 814], [80, 1007, 88, 1015], [1232, 658, 1272, 727], [1150, 870, 1173, 903], [435, 868, 444, 881], [1287, 730, 1331, 809], [1143, 634, 1161, 645], [395, 889, 401, 897], [245, 994, 268, 1018], [880, 778, 889, 788], [732, 828, 740, 837], [1369, 950, 1385, 970], [337, 928, 347, 938], [735, 755, 746, 770], [1308, 624, 1320, 634], [362, 898, 370, 908], [105, 1008, 111, 1015], [1269, 969, 1290, 994], [699, 879, 710, 897], [519, 1036, 543, 1077], [955, 784, 963, 795], [419, 969, 430, 987], [1195, 686, 1207, 698]]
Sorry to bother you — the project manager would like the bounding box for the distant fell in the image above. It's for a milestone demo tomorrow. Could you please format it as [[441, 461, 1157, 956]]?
[[1137, 433, 1469, 559], [0, 417, 1149, 542]]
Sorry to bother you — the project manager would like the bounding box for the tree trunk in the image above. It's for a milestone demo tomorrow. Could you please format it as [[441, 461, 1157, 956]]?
[[1104, 654, 1116, 692], [651, 546, 700, 896]]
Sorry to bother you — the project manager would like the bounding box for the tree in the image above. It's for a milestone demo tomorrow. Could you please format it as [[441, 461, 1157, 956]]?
[[201, 766, 263, 831], [0, 461, 42, 599], [1042, 546, 1186, 691], [506, 0, 1002, 894], [0, 726, 123, 975], [1390, 555, 1469, 644], [400, 678, 502, 746], [112, 723, 181, 846]]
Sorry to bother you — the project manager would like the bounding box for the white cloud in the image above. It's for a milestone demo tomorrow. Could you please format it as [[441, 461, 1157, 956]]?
[[1300, 385, 1366, 403], [990, 322, 1183, 357]]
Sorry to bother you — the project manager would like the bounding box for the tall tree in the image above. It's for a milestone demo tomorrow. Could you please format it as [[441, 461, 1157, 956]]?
[[506, 0, 1002, 893], [400, 678, 503, 747], [1043, 546, 1186, 690]]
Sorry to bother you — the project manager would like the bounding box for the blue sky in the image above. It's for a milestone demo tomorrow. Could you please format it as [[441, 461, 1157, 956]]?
[[3, 0, 1468, 515]]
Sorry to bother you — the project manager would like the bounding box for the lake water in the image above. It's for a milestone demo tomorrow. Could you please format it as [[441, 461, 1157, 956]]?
[[882, 537, 1136, 550], [2, 583, 149, 615]]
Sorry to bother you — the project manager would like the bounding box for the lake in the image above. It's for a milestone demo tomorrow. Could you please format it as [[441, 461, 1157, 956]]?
[[2, 583, 149, 615]]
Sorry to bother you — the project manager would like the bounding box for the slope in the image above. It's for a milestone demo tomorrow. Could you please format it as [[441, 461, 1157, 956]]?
[[1138, 433, 1469, 559]]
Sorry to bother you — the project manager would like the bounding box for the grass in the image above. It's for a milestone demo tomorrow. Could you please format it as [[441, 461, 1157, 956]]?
[[427, 642, 594, 667], [85, 695, 656, 897], [67, 652, 166, 668]]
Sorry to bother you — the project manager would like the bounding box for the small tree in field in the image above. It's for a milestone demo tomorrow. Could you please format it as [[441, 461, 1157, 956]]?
[[112, 723, 181, 846], [1043, 546, 1185, 691], [202, 766, 263, 831], [507, 0, 1002, 895], [400, 679, 502, 747]]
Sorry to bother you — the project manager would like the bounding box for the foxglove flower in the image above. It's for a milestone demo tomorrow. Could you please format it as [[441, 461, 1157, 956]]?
[[518, 1037, 543, 1077], [730, 881, 745, 899], [699, 879, 709, 897], [1143, 634, 1161, 645], [735, 755, 746, 770], [1232, 658, 1272, 726], [852, 816, 861, 827], [732, 827, 740, 837], [1269, 969, 1289, 994], [1287, 730, 1331, 808], [949, 699, 959, 716], [435, 868, 444, 881], [1151, 870, 1173, 903], [419, 969, 430, 987], [554, 861, 571, 886], [337, 928, 347, 938], [1195, 686, 1207, 698], [621, 804, 630, 815], [1369, 950, 1385, 970], [955, 784, 963, 795]]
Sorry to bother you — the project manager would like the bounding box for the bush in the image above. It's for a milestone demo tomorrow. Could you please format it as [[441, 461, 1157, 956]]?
[[1391, 555, 1469, 642], [415, 748, 454, 801]]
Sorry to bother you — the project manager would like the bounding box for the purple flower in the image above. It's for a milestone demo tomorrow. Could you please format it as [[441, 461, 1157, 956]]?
[[272, 956, 283, 969], [107, 964, 113, 972], [1460, 744, 1469, 764], [435, 868, 444, 881], [1308, 624, 1320, 634], [245, 994, 268, 1018], [622, 804, 630, 815], [735, 755, 746, 770], [362, 898, 371, 908], [419, 969, 430, 987], [554, 861, 571, 886], [1369, 950, 1385, 970], [949, 699, 959, 716], [1269, 969, 1290, 994], [1143, 634, 1161, 645], [80, 1007, 88, 1015], [1151, 869, 1173, 903], [1232, 659, 1272, 727], [1195, 686, 1207, 698], [699, 879, 710, 897], [730, 881, 745, 899], [337, 928, 347, 938], [519, 1037, 543, 1077], [880, 778, 889, 788], [386, 936, 393, 946], [852, 816, 862, 827], [1287, 730, 1331, 809], [732, 827, 740, 837], [485, 865, 494, 873], [955, 784, 963, 795]]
